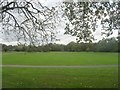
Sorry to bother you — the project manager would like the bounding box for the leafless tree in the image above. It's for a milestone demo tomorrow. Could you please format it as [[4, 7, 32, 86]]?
[[0, 0, 59, 45]]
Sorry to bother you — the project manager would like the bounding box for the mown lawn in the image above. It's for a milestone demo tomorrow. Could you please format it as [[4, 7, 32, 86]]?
[[2, 67, 118, 88], [2, 52, 118, 65], [2, 52, 119, 88]]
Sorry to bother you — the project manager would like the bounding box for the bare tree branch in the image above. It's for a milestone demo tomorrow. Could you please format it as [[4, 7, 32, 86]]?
[[0, 0, 58, 45]]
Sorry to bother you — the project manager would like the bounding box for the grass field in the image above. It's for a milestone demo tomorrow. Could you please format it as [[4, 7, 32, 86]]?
[[3, 52, 118, 65], [2, 52, 119, 88]]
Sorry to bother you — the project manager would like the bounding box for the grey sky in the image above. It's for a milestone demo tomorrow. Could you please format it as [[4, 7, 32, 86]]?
[[0, 0, 118, 45]]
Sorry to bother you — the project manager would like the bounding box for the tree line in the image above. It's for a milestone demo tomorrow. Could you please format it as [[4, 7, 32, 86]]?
[[1, 37, 119, 52]]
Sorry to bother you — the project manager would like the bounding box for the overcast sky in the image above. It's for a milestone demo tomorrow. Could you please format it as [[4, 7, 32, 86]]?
[[0, 0, 118, 45]]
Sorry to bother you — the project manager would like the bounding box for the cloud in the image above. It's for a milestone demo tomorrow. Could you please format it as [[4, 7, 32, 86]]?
[[0, 0, 118, 45], [55, 30, 76, 45]]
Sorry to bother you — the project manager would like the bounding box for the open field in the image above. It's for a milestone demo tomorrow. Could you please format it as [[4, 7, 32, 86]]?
[[3, 67, 118, 88], [2, 52, 119, 88], [3, 52, 118, 65]]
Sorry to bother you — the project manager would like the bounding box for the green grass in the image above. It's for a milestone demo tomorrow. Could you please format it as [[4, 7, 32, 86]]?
[[2, 52, 118, 65], [2, 52, 119, 88], [2, 67, 118, 88]]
